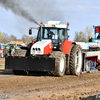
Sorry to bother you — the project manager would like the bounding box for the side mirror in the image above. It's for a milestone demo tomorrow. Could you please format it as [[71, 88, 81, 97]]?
[[29, 29, 32, 35]]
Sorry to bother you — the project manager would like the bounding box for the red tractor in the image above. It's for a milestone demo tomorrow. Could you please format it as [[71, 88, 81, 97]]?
[[5, 21, 83, 76]]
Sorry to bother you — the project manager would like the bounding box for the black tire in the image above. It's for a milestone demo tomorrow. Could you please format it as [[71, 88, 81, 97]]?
[[65, 44, 74, 75], [49, 51, 66, 77], [13, 70, 28, 75], [69, 44, 82, 75]]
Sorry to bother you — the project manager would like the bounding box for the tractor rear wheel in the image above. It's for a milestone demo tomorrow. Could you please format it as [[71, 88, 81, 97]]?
[[65, 44, 74, 75], [49, 51, 66, 77], [69, 44, 82, 75]]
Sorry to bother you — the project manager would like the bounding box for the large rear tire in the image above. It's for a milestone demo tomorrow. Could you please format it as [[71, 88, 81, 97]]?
[[65, 44, 74, 75], [49, 51, 66, 77], [69, 44, 82, 75]]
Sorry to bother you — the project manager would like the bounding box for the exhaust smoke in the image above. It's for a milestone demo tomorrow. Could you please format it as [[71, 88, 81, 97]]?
[[0, 0, 40, 25]]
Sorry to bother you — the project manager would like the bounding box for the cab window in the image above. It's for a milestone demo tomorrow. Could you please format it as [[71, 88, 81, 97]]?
[[59, 29, 65, 42]]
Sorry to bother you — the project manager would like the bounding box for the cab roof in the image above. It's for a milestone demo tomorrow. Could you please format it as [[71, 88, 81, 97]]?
[[44, 21, 67, 28]]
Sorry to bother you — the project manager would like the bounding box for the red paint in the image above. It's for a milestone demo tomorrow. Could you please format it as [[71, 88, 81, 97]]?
[[34, 40, 37, 43], [0, 49, 3, 57], [44, 42, 53, 54], [96, 27, 100, 32], [86, 55, 98, 65], [62, 40, 75, 54], [31, 42, 35, 47], [0, 49, 3, 53]]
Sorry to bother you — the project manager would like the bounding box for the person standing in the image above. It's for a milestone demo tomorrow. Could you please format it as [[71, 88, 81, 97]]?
[[88, 36, 92, 42], [97, 33, 100, 39]]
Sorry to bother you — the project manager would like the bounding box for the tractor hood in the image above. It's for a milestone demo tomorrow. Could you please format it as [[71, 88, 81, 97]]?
[[31, 40, 53, 55]]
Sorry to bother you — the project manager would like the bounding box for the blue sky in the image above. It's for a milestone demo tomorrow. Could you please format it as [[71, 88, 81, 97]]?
[[0, 0, 100, 41]]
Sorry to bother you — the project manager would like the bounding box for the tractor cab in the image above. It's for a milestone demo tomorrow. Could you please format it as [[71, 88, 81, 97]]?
[[29, 21, 69, 51], [37, 27, 68, 49]]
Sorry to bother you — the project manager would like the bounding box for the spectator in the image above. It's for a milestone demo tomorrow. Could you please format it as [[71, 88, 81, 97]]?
[[97, 33, 100, 39], [88, 36, 92, 42], [47, 29, 54, 39]]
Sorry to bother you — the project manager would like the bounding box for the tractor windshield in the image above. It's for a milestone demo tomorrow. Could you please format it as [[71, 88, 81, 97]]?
[[37, 28, 58, 44], [37, 27, 67, 44]]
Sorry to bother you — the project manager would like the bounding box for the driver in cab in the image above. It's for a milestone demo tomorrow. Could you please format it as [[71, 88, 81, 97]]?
[[47, 29, 54, 39]]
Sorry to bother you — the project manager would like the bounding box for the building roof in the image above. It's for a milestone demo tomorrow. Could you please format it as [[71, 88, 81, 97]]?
[[11, 41, 23, 45]]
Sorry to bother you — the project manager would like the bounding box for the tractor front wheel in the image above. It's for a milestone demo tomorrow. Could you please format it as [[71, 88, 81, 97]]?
[[49, 51, 66, 77]]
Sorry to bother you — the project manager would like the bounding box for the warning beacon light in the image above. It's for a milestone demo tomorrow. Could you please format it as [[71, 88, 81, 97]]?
[[67, 22, 69, 25], [40, 21, 43, 24]]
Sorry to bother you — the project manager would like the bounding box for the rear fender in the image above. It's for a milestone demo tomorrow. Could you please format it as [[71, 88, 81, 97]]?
[[62, 40, 76, 54]]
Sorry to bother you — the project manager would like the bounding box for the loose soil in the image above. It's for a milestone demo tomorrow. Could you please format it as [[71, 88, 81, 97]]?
[[0, 58, 100, 100]]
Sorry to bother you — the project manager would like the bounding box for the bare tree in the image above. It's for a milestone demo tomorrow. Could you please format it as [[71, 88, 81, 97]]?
[[2, 32, 9, 43], [9, 34, 17, 41], [84, 26, 93, 40], [74, 31, 87, 42], [1, 32, 37, 44], [21, 34, 36, 43], [0, 31, 2, 42], [74, 26, 93, 42]]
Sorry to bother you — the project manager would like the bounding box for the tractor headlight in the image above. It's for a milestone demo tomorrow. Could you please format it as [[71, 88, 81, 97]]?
[[32, 47, 42, 54], [33, 48, 35, 50], [33, 48, 41, 51], [38, 48, 41, 51], [36, 48, 38, 51]]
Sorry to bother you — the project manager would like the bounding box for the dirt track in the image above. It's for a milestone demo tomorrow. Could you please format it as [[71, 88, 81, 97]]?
[[0, 58, 100, 100]]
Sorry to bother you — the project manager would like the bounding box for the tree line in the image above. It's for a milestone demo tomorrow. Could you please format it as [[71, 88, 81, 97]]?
[[0, 32, 36, 44]]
